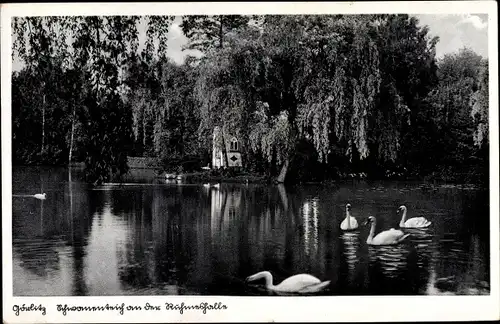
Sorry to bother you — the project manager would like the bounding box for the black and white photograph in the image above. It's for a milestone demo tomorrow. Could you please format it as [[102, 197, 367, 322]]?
[[2, 1, 499, 323]]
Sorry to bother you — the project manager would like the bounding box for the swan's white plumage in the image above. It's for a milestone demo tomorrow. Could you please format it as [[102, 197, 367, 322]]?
[[403, 216, 432, 228], [274, 274, 321, 292], [340, 217, 358, 230], [366, 216, 409, 245], [33, 193, 46, 200], [369, 229, 409, 245], [246, 271, 330, 293], [340, 203, 358, 230], [398, 206, 431, 228]]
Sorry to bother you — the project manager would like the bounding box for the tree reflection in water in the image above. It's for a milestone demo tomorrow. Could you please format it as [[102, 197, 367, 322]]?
[[302, 198, 319, 256], [11, 167, 491, 296]]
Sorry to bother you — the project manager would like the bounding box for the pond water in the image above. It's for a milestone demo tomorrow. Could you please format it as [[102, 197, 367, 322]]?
[[11, 166, 490, 296]]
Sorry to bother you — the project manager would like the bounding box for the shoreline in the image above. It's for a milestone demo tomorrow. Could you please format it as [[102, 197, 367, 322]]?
[[158, 170, 488, 187], [12, 164, 487, 187]]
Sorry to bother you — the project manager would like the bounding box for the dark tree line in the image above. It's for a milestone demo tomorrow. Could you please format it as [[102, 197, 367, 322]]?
[[11, 15, 489, 185]]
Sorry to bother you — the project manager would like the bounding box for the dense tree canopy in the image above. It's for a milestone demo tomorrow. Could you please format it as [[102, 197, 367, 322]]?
[[179, 15, 252, 52], [12, 14, 489, 184], [190, 15, 446, 180]]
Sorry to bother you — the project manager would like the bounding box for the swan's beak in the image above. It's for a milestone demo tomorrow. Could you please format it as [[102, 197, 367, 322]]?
[[362, 219, 370, 226], [245, 274, 257, 283]]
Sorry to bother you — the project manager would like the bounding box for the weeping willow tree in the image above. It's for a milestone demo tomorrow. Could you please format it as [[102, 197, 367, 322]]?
[[249, 102, 292, 181], [70, 16, 140, 184], [130, 16, 174, 157], [124, 16, 191, 158], [194, 25, 263, 165], [295, 15, 436, 169], [295, 16, 384, 163], [192, 14, 439, 181], [263, 15, 437, 180], [126, 57, 199, 161]]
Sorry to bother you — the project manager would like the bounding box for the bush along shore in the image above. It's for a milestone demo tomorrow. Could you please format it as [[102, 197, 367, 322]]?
[[158, 164, 488, 186]]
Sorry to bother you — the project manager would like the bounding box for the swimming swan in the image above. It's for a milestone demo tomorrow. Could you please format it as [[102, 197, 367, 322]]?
[[33, 193, 46, 200], [398, 205, 431, 228], [340, 203, 358, 230], [363, 216, 410, 245], [245, 271, 330, 293]]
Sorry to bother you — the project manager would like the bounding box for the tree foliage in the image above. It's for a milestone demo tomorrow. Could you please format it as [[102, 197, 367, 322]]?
[[179, 15, 251, 52], [12, 14, 489, 184], [471, 59, 489, 147], [12, 16, 158, 185], [191, 14, 445, 181], [422, 48, 487, 168]]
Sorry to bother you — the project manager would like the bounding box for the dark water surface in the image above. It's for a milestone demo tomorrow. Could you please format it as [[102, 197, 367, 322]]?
[[11, 167, 490, 296]]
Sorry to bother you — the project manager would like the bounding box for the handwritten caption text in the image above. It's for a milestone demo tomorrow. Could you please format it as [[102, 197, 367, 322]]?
[[12, 302, 228, 317]]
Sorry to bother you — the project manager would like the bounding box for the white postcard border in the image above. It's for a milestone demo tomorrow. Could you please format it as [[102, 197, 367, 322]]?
[[2, 2, 499, 323]]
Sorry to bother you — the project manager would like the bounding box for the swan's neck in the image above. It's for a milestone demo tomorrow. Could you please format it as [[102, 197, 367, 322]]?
[[264, 272, 274, 289], [399, 209, 407, 226], [254, 271, 275, 290], [346, 209, 351, 228], [367, 222, 376, 244]]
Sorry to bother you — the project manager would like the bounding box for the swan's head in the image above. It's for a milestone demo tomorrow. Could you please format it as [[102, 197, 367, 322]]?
[[245, 271, 270, 283], [397, 205, 407, 213], [363, 216, 376, 226], [345, 203, 352, 211]]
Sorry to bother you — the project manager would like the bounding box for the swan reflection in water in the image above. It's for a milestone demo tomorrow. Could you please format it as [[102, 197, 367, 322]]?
[[302, 199, 319, 256], [425, 234, 490, 295], [368, 244, 410, 279], [341, 231, 360, 282], [402, 227, 435, 270]]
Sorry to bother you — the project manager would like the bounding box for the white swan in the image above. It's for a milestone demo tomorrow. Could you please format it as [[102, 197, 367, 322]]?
[[340, 203, 358, 230], [33, 193, 46, 200], [212, 183, 220, 188], [398, 205, 431, 228], [203, 183, 210, 188], [364, 216, 410, 245], [245, 271, 330, 293]]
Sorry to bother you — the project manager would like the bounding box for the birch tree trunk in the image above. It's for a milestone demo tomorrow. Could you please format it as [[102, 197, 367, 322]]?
[[41, 93, 46, 157], [69, 104, 76, 164], [276, 158, 290, 183]]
